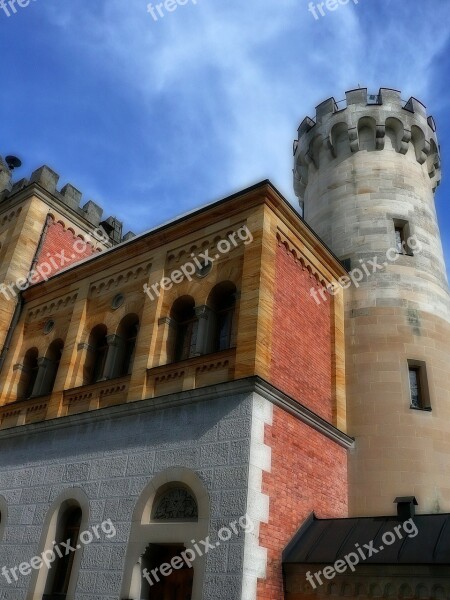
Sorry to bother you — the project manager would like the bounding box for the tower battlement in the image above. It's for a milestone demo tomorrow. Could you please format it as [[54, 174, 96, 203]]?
[[294, 87, 441, 200], [0, 160, 132, 244]]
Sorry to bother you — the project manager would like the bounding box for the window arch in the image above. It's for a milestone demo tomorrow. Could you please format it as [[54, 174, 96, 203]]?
[[358, 116, 376, 151], [207, 281, 237, 353], [411, 125, 426, 163], [43, 504, 82, 598], [170, 296, 198, 362], [116, 314, 140, 377], [29, 489, 89, 600], [18, 347, 39, 399], [385, 117, 404, 152], [39, 339, 64, 396], [85, 324, 108, 384], [121, 468, 209, 600], [330, 122, 351, 158]]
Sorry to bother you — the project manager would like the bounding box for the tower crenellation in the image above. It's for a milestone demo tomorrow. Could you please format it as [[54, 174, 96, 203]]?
[[0, 160, 130, 242], [294, 88, 441, 203]]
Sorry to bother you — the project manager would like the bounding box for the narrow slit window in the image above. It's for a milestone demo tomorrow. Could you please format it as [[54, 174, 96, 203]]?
[[394, 220, 412, 255], [409, 367, 421, 408], [395, 226, 405, 254], [408, 360, 431, 411]]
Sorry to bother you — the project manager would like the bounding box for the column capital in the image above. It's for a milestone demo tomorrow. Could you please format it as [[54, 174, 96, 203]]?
[[77, 342, 93, 352], [158, 316, 175, 327], [106, 334, 121, 346], [195, 305, 213, 319]]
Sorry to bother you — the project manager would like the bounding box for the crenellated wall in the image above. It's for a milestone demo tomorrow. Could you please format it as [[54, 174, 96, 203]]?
[[0, 159, 132, 370], [0, 159, 129, 240]]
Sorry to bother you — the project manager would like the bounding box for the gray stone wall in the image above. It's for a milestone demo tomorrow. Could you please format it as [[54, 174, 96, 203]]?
[[0, 391, 253, 600]]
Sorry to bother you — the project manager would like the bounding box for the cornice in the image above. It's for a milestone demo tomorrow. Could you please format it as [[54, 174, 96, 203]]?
[[0, 376, 354, 450]]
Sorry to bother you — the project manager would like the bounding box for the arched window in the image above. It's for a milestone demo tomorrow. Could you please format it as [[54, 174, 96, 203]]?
[[18, 348, 39, 399], [170, 296, 198, 362], [207, 282, 237, 352], [43, 504, 82, 599], [121, 469, 209, 600], [40, 339, 64, 396], [116, 314, 140, 377], [85, 325, 108, 384]]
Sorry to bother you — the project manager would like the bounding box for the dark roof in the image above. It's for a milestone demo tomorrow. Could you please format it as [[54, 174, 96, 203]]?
[[283, 513, 450, 565]]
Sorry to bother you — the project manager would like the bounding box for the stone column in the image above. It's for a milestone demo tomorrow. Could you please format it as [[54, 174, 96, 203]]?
[[194, 305, 213, 355], [103, 334, 122, 380]]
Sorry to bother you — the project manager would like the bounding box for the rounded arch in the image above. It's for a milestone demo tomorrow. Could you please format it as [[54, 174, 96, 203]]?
[[116, 313, 140, 337], [427, 138, 440, 176], [84, 324, 108, 384], [114, 313, 140, 377], [206, 281, 237, 353], [170, 295, 196, 321], [18, 347, 39, 400], [121, 468, 209, 600], [151, 484, 198, 522], [385, 117, 404, 152], [169, 296, 198, 363], [330, 122, 350, 157], [431, 585, 446, 600], [358, 116, 376, 151], [411, 125, 426, 163], [0, 495, 7, 541], [308, 134, 323, 169], [46, 338, 64, 361], [26, 487, 89, 600], [38, 338, 65, 396], [135, 468, 209, 526]]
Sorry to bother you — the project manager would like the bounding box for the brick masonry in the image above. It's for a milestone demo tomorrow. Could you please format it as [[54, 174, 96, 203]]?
[[256, 404, 348, 600], [34, 220, 97, 283], [271, 243, 333, 421]]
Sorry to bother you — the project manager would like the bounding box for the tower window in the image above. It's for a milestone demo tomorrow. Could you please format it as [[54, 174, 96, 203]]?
[[408, 360, 431, 411], [393, 220, 413, 255]]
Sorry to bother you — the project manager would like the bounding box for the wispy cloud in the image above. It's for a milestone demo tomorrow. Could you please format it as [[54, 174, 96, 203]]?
[[2, 0, 450, 267]]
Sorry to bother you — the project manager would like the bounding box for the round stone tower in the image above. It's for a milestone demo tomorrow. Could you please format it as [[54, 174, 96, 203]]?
[[294, 87, 450, 516]]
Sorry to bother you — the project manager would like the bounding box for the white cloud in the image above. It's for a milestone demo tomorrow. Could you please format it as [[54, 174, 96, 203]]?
[[40, 0, 450, 222]]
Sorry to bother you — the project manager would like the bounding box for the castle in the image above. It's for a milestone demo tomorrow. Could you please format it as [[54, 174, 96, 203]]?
[[0, 87, 449, 600]]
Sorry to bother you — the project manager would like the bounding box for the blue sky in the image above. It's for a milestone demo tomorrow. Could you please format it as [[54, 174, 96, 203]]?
[[1, 0, 450, 274]]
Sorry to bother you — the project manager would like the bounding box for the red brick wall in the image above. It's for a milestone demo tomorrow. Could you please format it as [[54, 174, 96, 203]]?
[[33, 220, 97, 283], [257, 405, 348, 600], [270, 243, 333, 421]]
